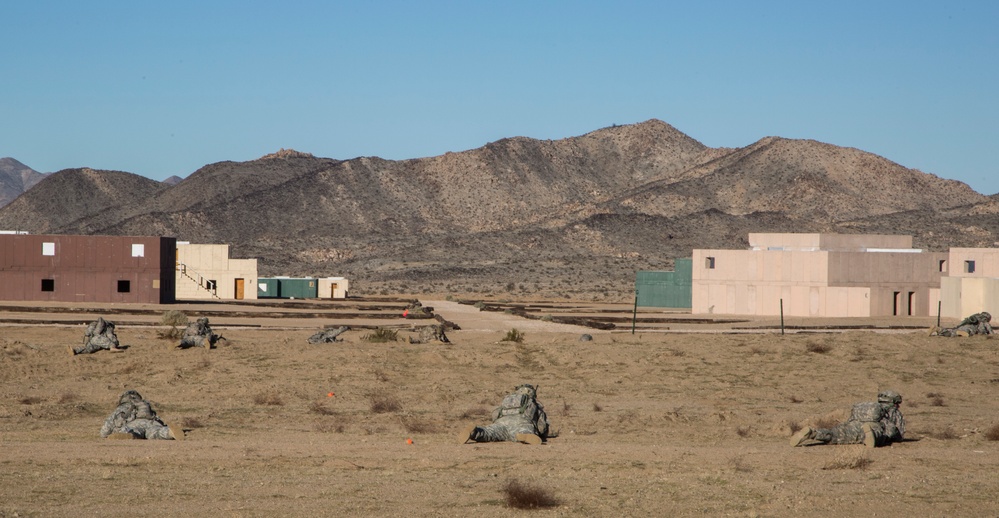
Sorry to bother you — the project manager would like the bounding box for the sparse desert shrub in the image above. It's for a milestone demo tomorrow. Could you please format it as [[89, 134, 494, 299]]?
[[592, 403, 603, 412], [822, 449, 873, 470], [926, 392, 947, 407], [789, 395, 803, 404], [159, 310, 188, 339], [788, 421, 803, 434], [540, 314, 553, 322], [252, 393, 284, 406], [984, 424, 999, 441], [314, 420, 345, 433], [370, 394, 402, 413], [459, 407, 489, 419], [181, 417, 204, 429], [502, 328, 525, 343], [401, 417, 437, 434], [19, 396, 43, 405], [560, 400, 572, 416], [57, 393, 77, 404], [806, 342, 832, 354], [730, 455, 753, 473], [929, 426, 958, 440], [473, 301, 486, 310], [309, 401, 336, 416], [735, 426, 751, 438], [502, 479, 560, 510], [362, 328, 398, 343]]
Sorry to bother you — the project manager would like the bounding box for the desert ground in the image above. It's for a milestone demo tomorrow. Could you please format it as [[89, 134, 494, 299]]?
[[1, 299, 998, 517]]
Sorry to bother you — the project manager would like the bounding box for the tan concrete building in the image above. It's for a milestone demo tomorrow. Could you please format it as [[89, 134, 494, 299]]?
[[175, 243, 258, 301], [692, 233, 947, 317], [317, 277, 350, 299], [938, 248, 999, 319]]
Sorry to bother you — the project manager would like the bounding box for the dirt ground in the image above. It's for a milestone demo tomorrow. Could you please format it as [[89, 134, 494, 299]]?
[[1, 300, 998, 517]]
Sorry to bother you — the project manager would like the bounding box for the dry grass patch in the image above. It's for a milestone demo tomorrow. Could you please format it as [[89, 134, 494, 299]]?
[[57, 393, 77, 404], [252, 393, 284, 406], [401, 417, 437, 434], [502, 479, 560, 509], [370, 394, 402, 413], [309, 401, 336, 415], [822, 448, 873, 470], [730, 455, 753, 473], [362, 328, 398, 343], [180, 417, 204, 429], [806, 342, 832, 354], [314, 420, 345, 433], [501, 328, 525, 343], [926, 392, 947, 407], [984, 424, 999, 441], [19, 396, 44, 405], [459, 407, 489, 419], [735, 426, 752, 438], [592, 403, 603, 412], [928, 426, 959, 440]]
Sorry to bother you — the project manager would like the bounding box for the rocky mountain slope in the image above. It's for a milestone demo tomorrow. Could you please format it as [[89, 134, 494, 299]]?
[[0, 120, 994, 300], [0, 158, 49, 208]]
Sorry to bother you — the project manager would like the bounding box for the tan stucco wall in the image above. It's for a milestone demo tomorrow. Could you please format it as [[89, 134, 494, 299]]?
[[749, 233, 913, 251], [939, 276, 999, 319], [692, 236, 943, 317], [176, 244, 258, 301], [317, 277, 350, 299], [947, 248, 999, 278]]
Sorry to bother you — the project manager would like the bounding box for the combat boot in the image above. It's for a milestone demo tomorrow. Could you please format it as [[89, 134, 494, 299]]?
[[861, 423, 877, 448], [68, 345, 77, 356], [515, 433, 542, 445], [790, 426, 814, 447], [926, 326, 939, 336], [956, 330, 971, 337], [460, 424, 480, 444]]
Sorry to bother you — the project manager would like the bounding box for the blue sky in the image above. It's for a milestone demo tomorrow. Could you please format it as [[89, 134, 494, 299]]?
[[2, 1, 997, 194]]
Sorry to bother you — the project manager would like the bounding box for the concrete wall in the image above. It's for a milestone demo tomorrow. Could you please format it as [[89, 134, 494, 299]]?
[[939, 276, 999, 319], [175, 243, 258, 300]]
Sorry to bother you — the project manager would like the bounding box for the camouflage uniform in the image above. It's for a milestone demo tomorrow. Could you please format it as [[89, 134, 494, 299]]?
[[72, 317, 122, 355], [179, 317, 220, 348], [403, 302, 434, 319], [409, 324, 450, 344], [100, 390, 176, 440], [931, 312, 993, 337], [792, 390, 905, 448], [308, 326, 350, 344], [462, 384, 550, 445]]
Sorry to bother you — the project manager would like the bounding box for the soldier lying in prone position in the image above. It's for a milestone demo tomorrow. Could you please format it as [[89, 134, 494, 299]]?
[[791, 390, 905, 448], [461, 384, 550, 445]]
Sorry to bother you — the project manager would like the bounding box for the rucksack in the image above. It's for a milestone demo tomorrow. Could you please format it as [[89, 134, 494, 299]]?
[[849, 401, 885, 423]]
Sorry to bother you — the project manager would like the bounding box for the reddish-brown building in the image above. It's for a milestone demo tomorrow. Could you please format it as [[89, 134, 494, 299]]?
[[0, 234, 176, 303]]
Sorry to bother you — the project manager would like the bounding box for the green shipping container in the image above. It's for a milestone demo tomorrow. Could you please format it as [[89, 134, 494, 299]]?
[[278, 278, 318, 299], [257, 278, 280, 298], [636, 258, 692, 308]]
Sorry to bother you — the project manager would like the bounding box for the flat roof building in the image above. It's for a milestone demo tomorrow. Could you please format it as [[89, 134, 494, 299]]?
[[692, 233, 947, 317], [0, 234, 176, 304]]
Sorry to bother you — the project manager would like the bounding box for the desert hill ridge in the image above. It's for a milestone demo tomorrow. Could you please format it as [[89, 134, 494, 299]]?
[[0, 119, 995, 300]]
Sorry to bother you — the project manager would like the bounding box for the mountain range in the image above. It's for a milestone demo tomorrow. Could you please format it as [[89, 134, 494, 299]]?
[[2, 120, 997, 300]]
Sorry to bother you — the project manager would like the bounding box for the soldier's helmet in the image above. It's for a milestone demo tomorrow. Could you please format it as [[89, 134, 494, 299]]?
[[877, 390, 902, 405], [118, 390, 143, 404], [514, 384, 537, 397], [197, 317, 210, 325], [981, 312, 992, 322]]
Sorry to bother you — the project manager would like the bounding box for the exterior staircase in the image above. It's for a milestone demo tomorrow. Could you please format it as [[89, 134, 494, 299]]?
[[176, 262, 221, 299]]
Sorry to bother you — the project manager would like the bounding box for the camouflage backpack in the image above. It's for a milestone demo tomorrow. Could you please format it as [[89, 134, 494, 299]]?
[[849, 401, 885, 423], [497, 385, 537, 418]]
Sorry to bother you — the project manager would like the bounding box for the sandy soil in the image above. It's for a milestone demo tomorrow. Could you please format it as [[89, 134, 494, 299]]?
[[1, 301, 998, 517]]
